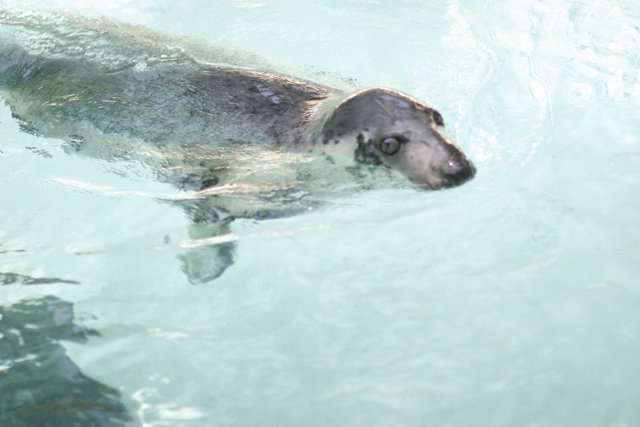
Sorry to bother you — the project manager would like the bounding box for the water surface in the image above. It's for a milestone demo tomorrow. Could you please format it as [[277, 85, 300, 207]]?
[[1, 0, 639, 426]]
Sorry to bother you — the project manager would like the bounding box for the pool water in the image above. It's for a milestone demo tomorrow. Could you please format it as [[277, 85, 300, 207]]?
[[1, 1, 640, 426]]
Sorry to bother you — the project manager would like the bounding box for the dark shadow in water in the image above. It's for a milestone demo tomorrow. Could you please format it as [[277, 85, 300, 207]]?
[[1, 272, 81, 286], [0, 296, 133, 427]]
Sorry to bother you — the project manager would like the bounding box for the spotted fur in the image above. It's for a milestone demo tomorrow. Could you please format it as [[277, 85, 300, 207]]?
[[354, 133, 382, 166]]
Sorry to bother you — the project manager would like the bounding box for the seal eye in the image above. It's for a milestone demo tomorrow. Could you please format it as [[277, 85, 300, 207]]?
[[380, 137, 401, 155], [433, 110, 444, 127]]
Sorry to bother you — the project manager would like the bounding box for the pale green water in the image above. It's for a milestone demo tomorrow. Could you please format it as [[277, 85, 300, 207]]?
[[1, 1, 640, 426]]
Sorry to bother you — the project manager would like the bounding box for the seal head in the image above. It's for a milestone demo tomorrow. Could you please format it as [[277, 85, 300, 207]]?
[[316, 88, 475, 190]]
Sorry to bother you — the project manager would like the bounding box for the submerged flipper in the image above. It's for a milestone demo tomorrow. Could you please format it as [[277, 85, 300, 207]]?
[[179, 220, 236, 284], [175, 184, 317, 284]]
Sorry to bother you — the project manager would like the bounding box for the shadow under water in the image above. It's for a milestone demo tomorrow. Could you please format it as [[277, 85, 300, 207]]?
[[1, 272, 81, 286], [0, 296, 132, 427]]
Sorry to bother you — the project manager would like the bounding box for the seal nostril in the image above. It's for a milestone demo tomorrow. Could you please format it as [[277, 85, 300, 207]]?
[[454, 161, 475, 183]]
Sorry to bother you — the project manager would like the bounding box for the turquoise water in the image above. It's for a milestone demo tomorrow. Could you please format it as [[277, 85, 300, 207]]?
[[1, 1, 640, 426]]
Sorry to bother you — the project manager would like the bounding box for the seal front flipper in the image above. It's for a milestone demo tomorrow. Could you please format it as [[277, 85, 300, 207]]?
[[179, 220, 236, 284], [176, 190, 320, 283]]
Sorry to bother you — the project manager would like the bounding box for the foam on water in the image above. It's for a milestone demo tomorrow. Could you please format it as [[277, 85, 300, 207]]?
[[1, 1, 639, 426]]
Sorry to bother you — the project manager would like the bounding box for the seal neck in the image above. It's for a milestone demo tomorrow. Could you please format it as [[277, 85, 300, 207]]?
[[278, 93, 349, 148]]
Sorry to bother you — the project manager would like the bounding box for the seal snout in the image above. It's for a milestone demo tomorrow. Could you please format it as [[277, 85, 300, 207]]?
[[440, 152, 476, 188], [423, 136, 476, 189], [403, 139, 476, 191]]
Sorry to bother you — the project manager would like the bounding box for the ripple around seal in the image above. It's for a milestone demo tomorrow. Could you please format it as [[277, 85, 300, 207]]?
[[1, 1, 640, 427]]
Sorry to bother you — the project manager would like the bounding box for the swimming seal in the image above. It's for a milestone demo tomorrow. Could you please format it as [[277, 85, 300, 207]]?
[[0, 11, 476, 282]]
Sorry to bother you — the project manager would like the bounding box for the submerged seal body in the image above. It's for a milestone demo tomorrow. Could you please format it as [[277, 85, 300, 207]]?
[[0, 11, 475, 282]]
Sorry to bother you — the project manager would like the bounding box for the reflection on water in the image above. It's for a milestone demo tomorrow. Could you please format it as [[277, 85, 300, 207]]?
[[0, 296, 132, 427], [1, 272, 80, 285]]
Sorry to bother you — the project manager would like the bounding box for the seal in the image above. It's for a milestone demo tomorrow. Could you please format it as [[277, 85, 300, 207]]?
[[0, 11, 476, 282]]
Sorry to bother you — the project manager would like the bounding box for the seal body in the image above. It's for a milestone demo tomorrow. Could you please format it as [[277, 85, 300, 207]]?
[[0, 13, 474, 191], [0, 11, 476, 282]]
